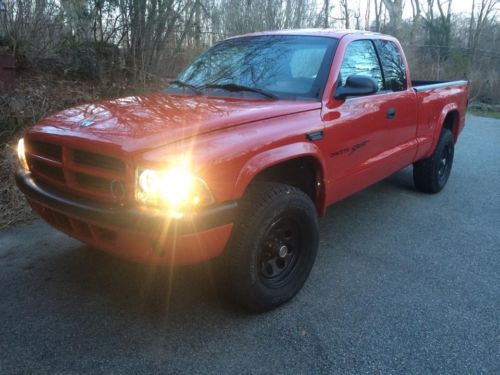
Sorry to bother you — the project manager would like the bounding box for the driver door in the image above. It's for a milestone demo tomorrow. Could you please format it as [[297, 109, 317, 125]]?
[[323, 39, 393, 203]]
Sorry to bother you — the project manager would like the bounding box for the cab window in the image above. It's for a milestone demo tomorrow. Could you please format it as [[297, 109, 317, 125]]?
[[338, 40, 383, 92], [374, 40, 407, 91]]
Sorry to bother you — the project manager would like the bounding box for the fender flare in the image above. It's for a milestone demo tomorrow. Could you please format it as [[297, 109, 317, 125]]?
[[429, 103, 459, 154], [233, 142, 327, 212]]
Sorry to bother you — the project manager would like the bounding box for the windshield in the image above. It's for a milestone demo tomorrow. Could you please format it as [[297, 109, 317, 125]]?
[[168, 35, 338, 100]]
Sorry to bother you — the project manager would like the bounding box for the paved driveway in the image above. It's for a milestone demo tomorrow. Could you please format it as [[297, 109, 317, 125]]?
[[0, 115, 499, 373]]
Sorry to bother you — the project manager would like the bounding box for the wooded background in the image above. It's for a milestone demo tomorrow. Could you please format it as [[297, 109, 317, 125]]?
[[1, 1, 498, 86]]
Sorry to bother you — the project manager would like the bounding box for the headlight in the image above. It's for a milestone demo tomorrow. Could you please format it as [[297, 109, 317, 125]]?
[[136, 166, 215, 211], [17, 138, 29, 171]]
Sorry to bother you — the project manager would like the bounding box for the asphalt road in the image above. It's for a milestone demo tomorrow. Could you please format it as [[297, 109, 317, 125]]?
[[1, 115, 499, 374]]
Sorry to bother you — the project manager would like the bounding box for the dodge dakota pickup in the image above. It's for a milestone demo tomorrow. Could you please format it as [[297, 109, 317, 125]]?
[[15, 30, 468, 311]]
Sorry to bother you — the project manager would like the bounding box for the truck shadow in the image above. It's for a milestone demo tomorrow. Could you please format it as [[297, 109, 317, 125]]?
[[45, 243, 243, 318]]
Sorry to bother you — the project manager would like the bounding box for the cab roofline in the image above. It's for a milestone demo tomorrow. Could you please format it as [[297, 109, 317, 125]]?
[[225, 28, 384, 40]]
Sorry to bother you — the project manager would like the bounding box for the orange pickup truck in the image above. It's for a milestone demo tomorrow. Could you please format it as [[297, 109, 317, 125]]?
[[16, 30, 468, 311]]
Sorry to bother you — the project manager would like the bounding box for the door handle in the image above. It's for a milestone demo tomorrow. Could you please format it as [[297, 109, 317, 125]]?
[[386, 108, 396, 119]]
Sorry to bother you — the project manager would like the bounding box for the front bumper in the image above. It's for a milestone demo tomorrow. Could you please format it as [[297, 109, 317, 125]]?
[[16, 170, 237, 264]]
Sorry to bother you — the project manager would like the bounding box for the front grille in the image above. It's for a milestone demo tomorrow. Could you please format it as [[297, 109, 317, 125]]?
[[75, 172, 114, 191], [29, 140, 62, 161], [26, 139, 128, 204], [31, 160, 65, 182], [73, 149, 126, 173]]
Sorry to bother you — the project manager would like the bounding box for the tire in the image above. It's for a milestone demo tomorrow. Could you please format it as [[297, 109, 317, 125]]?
[[413, 129, 455, 194], [220, 182, 319, 312]]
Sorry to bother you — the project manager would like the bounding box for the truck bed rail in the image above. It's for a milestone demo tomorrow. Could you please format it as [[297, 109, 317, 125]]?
[[412, 80, 468, 92]]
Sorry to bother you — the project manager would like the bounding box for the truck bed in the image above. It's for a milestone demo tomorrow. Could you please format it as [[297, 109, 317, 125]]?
[[411, 79, 468, 162]]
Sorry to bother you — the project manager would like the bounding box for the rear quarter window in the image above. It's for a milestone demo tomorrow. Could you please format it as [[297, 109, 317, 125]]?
[[374, 40, 407, 91]]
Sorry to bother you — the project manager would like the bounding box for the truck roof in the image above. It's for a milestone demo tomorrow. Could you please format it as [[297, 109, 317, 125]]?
[[230, 28, 384, 40]]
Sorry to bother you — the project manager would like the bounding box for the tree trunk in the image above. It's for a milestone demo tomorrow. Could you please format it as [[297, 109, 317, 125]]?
[[324, 0, 329, 28], [382, 0, 403, 37]]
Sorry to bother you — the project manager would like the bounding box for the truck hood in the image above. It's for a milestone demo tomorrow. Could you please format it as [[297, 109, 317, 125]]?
[[31, 92, 320, 153]]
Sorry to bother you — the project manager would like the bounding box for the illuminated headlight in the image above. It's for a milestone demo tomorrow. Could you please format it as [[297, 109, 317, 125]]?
[[136, 167, 215, 211], [17, 138, 29, 171]]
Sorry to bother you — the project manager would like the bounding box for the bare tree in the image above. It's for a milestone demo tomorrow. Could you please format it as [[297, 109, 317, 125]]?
[[353, 4, 361, 30], [0, 0, 498, 104], [323, 0, 330, 28], [365, 0, 371, 30], [382, 0, 403, 36], [410, 0, 422, 42], [373, 0, 385, 32], [340, 0, 350, 29], [468, 0, 498, 49]]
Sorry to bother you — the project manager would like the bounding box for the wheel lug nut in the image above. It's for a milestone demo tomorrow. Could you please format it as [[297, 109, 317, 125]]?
[[278, 245, 288, 258]]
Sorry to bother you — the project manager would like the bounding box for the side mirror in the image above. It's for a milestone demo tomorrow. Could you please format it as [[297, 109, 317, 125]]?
[[334, 75, 378, 100]]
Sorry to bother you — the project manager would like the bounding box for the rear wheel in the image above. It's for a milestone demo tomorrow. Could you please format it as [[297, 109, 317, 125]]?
[[220, 182, 319, 312], [413, 129, 454, 193]]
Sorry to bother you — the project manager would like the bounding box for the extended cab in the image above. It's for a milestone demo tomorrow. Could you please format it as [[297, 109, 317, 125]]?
[[16, 30, 468, 311]]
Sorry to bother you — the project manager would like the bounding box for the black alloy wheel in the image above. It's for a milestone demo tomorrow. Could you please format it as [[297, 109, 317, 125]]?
[[258, 215, 302, 288], [219, 182, 319, 312], [414, 129, 455, 193]]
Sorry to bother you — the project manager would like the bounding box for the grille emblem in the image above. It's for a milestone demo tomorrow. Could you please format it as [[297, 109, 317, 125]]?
[[79, 119, 95, 128], [110, 180, 126, 201]]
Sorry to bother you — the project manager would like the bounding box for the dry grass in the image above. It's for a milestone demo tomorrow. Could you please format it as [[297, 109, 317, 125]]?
[[0, 142, 34, 229]]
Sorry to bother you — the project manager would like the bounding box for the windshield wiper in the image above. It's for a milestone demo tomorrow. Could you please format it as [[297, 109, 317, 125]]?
[[202, 83, 278, 99], [169, 80, 202, 95]]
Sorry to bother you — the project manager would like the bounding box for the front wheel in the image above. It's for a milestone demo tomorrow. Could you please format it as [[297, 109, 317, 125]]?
[[413, 129, 455, 193], [221, 182, 319, 312]]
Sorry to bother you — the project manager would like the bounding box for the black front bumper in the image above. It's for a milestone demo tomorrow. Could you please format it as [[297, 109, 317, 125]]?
[[15, 170, 238, 235]]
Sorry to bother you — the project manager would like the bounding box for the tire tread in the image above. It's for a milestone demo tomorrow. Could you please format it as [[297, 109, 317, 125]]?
[[219, 182, 318, 312]]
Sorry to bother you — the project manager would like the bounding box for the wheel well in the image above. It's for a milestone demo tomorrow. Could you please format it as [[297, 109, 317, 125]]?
[[443, 110, 459, 142], [250, 157, 323, 213]]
